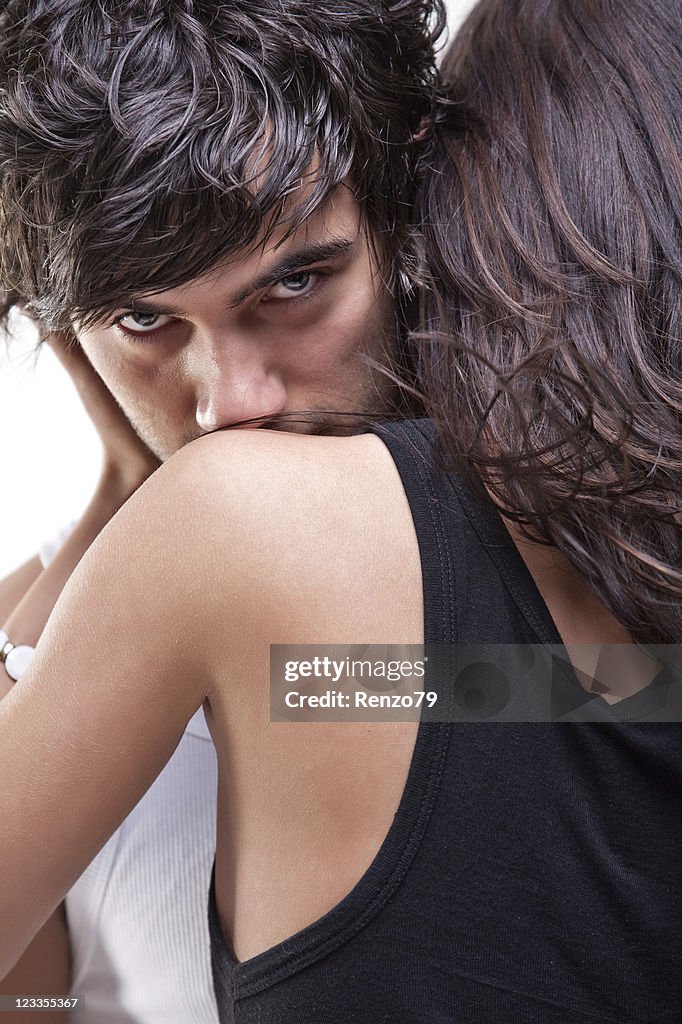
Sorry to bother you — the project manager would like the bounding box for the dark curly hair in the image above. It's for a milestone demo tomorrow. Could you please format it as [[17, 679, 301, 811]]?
[[0, 0, 444, 331], [415, 0, 682, 644]]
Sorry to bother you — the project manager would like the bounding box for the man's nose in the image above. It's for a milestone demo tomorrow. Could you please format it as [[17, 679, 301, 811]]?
[[193, 345, 288, 433]]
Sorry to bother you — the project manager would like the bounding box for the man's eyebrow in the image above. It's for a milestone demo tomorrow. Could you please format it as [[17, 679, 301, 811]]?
[[226, 236, 356, 308], [122, 237, 356, 319]]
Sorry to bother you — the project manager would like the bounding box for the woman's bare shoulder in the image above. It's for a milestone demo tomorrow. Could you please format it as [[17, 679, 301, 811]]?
[[145, 427, 422, 647], [154, 428, 411, 558], [161, 427, 395, 508]]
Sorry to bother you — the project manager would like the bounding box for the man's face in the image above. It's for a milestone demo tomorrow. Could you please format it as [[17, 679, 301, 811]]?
[[74, 188, 397, 461]]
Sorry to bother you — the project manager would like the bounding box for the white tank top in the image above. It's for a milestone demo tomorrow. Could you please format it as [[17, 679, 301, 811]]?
[[66, 708, 219, 1023]]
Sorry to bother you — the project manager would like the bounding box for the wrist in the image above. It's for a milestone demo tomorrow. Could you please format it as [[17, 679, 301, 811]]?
[[0, 630, 34, 682]]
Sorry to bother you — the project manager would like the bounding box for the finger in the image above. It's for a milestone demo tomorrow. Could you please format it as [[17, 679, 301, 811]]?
[[43, 328, 79, 354]]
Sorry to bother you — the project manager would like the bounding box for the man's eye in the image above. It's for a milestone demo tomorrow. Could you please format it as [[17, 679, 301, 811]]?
[[266, 272, 317, 301], [117, 312, 174, 334]]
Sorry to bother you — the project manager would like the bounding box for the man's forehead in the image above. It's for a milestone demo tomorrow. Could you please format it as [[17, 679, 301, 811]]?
[[223, 182, 360, 282]]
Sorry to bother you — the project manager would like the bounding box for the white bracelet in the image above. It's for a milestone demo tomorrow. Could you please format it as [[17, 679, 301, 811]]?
[[0, 629, 35, 682]]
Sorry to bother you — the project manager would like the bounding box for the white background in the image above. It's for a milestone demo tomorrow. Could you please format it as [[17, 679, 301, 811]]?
[[0, 0, 477, 577]]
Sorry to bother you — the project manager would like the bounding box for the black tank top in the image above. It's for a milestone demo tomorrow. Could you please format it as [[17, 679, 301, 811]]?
[[209, 419, 681, 1023]]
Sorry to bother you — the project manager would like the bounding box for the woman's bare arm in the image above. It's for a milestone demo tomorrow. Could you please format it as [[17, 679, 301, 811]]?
[[0, 426, 325, 976], [0, 445, 218, 977], [0, 427, 413, 978]]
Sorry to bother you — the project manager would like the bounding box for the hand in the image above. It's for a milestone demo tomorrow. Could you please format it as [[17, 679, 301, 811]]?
[[44, 331, 160, 495]]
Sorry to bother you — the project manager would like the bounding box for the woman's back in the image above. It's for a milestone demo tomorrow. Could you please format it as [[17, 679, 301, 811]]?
[[199, 421, 681, 1023]]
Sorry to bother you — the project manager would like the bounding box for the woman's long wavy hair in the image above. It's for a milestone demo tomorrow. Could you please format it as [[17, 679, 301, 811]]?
[[415, 0, 681, 644]]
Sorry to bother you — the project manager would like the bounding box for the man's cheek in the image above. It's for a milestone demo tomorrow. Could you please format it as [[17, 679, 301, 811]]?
[[310, 308, 381, 369], [77, 336, 140, 400], [104, 373, 180, 454]]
